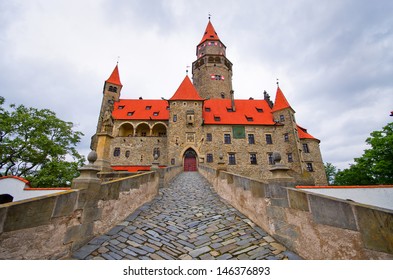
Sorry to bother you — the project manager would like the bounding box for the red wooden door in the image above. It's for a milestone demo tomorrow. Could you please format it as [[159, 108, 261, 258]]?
[[184, 157, 197, 171]]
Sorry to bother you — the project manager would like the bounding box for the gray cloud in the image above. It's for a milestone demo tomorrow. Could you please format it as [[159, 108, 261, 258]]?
[[0, 0, 392, 170]]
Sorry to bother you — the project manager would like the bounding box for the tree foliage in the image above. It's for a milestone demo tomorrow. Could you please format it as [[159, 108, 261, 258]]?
[[324, 162, 337, 185], [334, 122, 393, 185], [0, 96, 84, 187]]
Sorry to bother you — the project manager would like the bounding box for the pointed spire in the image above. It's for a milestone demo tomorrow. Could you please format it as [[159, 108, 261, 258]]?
[[272, 85, 292, 112], [169, 76, 204, 101], [106, 64, 122, 86], [199, 19, 220, 44]]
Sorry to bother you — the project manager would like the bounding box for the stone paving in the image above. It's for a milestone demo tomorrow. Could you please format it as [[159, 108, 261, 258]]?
[[73, 172, 301, 260]]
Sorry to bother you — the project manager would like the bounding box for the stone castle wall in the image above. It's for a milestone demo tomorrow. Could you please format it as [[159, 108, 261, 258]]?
[[199, 165, 393, 259]]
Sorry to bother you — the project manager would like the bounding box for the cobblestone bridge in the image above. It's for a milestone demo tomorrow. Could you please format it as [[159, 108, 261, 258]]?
[[73, 172, 301, 260]]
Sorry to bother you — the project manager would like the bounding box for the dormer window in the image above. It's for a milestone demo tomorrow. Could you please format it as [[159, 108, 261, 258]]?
[[256, 107, 263, 113], [205, 107, 211, 112], [226, 107, 234, 112], [145, 106, 152, 110], [153, 112, 159, 116], [127, 111, 134, 116], [245, 116, 253, 122], [118, 105, 125, 109], [214, 115, 221, 121]]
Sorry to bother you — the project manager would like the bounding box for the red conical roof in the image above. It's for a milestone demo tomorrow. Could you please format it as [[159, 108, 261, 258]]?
[[106, 64, 122, 86], [272, 86, 292, 112], [199, 20, 220, 44], [169, 76, 204, 101]]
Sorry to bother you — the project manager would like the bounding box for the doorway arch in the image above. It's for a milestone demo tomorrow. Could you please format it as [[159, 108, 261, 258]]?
[[183, 148, 197, 172]]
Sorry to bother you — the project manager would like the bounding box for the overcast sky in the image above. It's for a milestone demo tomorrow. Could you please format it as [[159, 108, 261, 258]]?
[[1, 0, 392, 170]]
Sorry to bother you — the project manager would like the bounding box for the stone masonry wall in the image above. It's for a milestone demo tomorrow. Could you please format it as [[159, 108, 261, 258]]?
[[199, 165, 393, 259], [0, 170, 169, 259]]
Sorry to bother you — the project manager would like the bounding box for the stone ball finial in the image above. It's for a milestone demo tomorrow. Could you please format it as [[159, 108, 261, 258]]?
[[87, 150, 98, 164], [272, 151, 281, 164]]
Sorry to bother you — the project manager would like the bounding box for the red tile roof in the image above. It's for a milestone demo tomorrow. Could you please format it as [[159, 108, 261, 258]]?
[[272, 86, 292, 112], [297, 125, 318, 140], [112, 99, 169, 120], [106, 64, 122, 86], [199, 20, 220, 44], [169, 76, 204, 101], [203, 99, 276, 125]]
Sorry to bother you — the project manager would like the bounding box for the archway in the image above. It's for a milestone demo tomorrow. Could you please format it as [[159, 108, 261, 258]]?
[[118, 123, 134, 137], [183, 148, 197, 172]]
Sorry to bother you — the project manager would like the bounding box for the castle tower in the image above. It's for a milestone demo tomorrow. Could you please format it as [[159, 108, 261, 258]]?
[[167, 75, 204, 171], [91, 64, 123, 150], [192, 19, 233, 100]]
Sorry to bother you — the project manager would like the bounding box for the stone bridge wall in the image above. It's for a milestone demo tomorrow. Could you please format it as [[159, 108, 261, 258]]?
[[199, 165, 393, 259], [0, 166, 182, 260]]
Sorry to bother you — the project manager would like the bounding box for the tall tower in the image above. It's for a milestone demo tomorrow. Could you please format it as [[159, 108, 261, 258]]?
[[91, 64, 123, 150], [192, 19, 233, 100]]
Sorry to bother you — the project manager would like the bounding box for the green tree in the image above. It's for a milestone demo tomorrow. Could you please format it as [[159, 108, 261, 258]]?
[[0, 96, 84, 187], [334, 122, 393, 185], [324, 162, 337, 185]]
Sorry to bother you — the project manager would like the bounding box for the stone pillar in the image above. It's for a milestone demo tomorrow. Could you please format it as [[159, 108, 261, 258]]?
[[72, 151, 101, 190], [95, 132, 113, 172], [268, 151, 295, 183]]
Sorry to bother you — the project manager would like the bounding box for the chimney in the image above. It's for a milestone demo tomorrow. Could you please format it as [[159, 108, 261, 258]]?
[[230, 90, 236, 112]]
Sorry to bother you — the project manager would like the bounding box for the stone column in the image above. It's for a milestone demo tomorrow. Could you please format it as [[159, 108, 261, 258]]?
[[268, 151, 295, 183], [95, 132, 113, 172], [72, 151, 101, 190]]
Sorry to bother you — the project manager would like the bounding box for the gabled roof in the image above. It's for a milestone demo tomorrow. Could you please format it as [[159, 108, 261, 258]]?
[[169, 76, 204, 101], [112, 99, 169, 120], [203, 99, 276, 125], [199, 20, 220, 44], [297, 125, 318, 141], [272, 86, 292, 112], [106, 64, 122, 86]]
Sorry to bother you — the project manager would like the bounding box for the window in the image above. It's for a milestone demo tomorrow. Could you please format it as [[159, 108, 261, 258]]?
[[207, 153, 213, 163], [125, 150, 130, 158], [118, 105, 125, 109], [153, 148, 160, 158], [256, 107, 263, 113], [108, 86, 117, 93], [153, 112, 159, 116], [171, 158, 175, 165], [306, 163, 314, 172], [280, 115, 285, 122], [214, 115, 221, 121], [158, 132, 166, 137], [287, 153, 293, 162], [303, 143, 310, 153], [268, 153, 274, 165], [246, 116, 254, 122], [206, 133, 212, 142], [221, 93, 225, 99], [141, 132, 147, 137], [113, 147, 120, 157], [250, 153, 257, 165], [284, 133, 289, 142], [226, 107, 234, 112], [228, 153, 236, 165], [205, 107, 211, 112], [127, 111, 134, 116], [224, 134, 231, 144], [145, 106, 152, 110], [248, 134, 255, 144], [266, 134, 273, 144], [173, 114, 177, 122]]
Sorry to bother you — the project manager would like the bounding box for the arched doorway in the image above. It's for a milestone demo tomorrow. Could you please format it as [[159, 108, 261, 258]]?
[[183, 148, 197, 172]]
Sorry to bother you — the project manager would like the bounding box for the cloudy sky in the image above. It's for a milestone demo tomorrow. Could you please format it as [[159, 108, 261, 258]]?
[[1, 0, 392, 170]]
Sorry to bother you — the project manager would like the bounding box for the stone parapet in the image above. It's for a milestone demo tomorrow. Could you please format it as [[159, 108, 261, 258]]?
[[199, 165, 393, 259]]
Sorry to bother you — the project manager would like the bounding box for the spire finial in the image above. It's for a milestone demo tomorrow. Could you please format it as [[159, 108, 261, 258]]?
[[117, 56, 120, 65], [208, 13, 211, 21], [276, 78, 279, 87], [186, 65, 190, 75]]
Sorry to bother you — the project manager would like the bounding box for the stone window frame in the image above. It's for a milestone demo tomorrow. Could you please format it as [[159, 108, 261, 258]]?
[[287, 153, 293, 162], [113, 147, 121, 157], [228, 153, 236, 165], [206, 133, 212, 142], [280, 114, 285, 122], [265, 134, 273, 144], [206, 153, 213, 163], [303, 143, 310, 153], [224, 133, 231, 144], [284, 133, 289, 142], [249, 153, 257, 165], [306, 162, 314, 172], [173, 114, 177, 122], [248, 134, 255, 144]]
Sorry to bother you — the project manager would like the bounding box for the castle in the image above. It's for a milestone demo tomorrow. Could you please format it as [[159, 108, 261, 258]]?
[[91, 19, 327, 185]]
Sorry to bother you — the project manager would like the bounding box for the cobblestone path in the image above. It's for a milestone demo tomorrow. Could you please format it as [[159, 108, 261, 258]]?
[[73, 172, 301, 260]]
